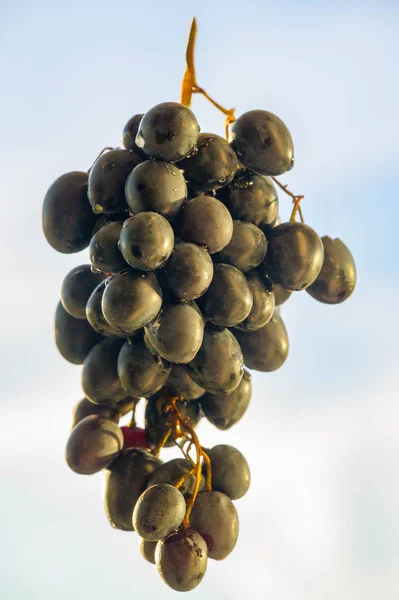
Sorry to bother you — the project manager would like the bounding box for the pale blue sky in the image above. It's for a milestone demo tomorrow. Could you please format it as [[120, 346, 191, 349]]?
[[1, 1, 398, 599]]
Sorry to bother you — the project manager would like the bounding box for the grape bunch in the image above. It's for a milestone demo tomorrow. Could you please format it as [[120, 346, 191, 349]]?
[[42, 97, 356, 591]]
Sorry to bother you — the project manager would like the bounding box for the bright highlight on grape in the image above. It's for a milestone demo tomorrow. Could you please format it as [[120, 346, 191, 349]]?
[[42, 16, 356, 592]]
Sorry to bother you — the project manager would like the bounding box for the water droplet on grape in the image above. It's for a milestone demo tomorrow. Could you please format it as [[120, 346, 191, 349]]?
[[93, 204, 103, 214], [136, 133, 145, 148]]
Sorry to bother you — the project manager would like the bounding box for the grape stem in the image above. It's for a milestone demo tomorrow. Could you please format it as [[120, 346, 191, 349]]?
[[169, 398, 212, 526], [180, 17, 235, 140], [271, 176, 305, 223]]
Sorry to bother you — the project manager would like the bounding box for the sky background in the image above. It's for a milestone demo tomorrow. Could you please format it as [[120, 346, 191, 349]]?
[[1, 0, 398, 598]]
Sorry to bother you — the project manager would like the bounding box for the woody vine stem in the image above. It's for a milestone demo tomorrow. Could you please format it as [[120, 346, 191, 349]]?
[[180, 17, 305, 223]]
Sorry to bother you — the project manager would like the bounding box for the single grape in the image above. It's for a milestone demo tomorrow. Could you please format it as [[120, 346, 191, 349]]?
[[187, 326, 244, 394], [234, 312, 289, 372], [198, 264, 253, 327], [145, 390, 202, 447], [207, 445, 250, 500], [122, 113, 146, 157], [165, 364, 205, 401], [88, 149, 141, 214], [86, 280, 126, 338], [136, 102, 199, 162], [217, 169, 278, 228], [230, 110, 294, 176], [119, 213, 174, 271], [89, 221, 126, 273], [103, 449, 161, 531], [61, 265, 105, 319], [306, 236, 357, 304], [156, 528, 208, 592], [65, 415, 123, 475], [132, 483, 186, 541], [180, 196, 233, 254], [165, 242, 214, 301], [70, 398, 118, 429], [190, 491, 239, 560], [235, 272, 275, 331], [125, 160, 187, 220], [179, 132, 237, 191], [81, 338, 126, 405], [200, 369, 251, 430], [147, 458, 205, 497], [102, 270, 162, 334], [145, 302, 204, 364], [214, 220, 268, 273], [121, 426, 152, 450], [263, 221, 324, 291], [272, 282, 292, 306], [55, 301, 102, 365], [117, 337, 171, 398], [42, 171, 98, 253], [139, 538, 157, 565]]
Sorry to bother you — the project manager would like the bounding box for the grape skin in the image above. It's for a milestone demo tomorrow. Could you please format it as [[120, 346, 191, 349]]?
[[55, 301, 102, 365], [180, 196, 233, 254], [200, 369, 251, 430], [86, 280, 126, 338], [156, 528, 208, 592], [235, 312, 289, 372], [119, 212, 174, 272], [61, 265, 105, 320], [42, 171, 98, 254], [165, 364, 205, 401], [132, 483, 186, 541], [214, 220, 268, 274], [117, 337, 171, 398], [81, 338, 127, 405], [207, 444, 250, 500], [104, 449, 162, 531], [165, 242, 214, 301], [65, 415, 123, 475], [147, 458, 205, 497], [89, 221, 126, 274]]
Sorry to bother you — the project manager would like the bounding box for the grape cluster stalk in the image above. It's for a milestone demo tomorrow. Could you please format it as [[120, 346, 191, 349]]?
[[42, 17, 356, 593]]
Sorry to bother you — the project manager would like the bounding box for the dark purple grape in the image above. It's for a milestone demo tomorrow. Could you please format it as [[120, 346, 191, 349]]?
[[165, 364, 205, 401], [86, 280, 126, 338], [198, 264, 253, 327], [214, 220, 268, 273], [306, 236, 356, 304], [139, 538, 157, 564], [125, 160, 187, 220], [136, 102, 199, 162], [179, 132, 237, 191], [81, 338, 126, 405], [147, 458, 205, 497], [187, 326, 244, 394], [156, 529, 208, 591], [180, 196, 233, 254], [165, 242, 214, 301], [190, 491, 239, 560], [65, 415, 123, 475], [217, 169, 278, 228], [42, 171, 98, 254], [88, 149, 141, 214], [145, 302, 204, 364], [263, 222, 324, 291], [55, 301, 102, 365], [133, 483, 186, 541], [117, 338, 171, 398], [230, 110, 294, 176], [61, 265, 105, 319], [89, 221, 126, 273], [119, 213, 174, 271], [200, 369, 251, 430], [234, 312, 289, 372], [273, 282, 292, 306], [235, 272, 274, 331], [145, 390, 202, 447], [103, 449, 162, 531], [207, 445, 250, 500], [102, 270, 162, 334], [122, 113, 146, 157], [70, 398, 119, 429]]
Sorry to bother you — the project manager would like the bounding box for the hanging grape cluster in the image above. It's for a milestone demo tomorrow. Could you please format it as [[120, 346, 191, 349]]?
[[42, 20, 356, 593]]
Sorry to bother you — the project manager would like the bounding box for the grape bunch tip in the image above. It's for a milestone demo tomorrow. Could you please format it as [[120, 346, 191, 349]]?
[[43, 16, 357, 593]]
